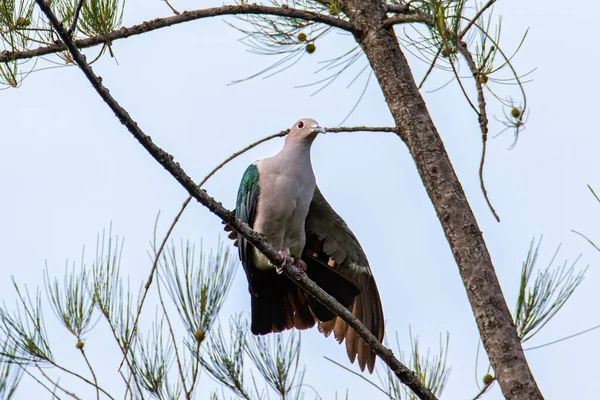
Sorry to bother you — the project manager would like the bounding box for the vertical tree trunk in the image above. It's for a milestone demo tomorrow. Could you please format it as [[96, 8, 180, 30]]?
[[339, 1, 543, 399]]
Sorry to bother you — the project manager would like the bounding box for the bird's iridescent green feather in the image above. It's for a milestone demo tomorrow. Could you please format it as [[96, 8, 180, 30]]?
[[236, 164, 259, 211], [236, 163, 260, 294]]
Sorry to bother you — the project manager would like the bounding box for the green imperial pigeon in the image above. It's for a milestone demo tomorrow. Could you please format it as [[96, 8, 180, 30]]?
[[226, 118, 384, 373]]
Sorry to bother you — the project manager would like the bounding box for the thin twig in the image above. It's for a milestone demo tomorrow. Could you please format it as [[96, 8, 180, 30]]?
[[1, 4, 353, 64], [164, 0, 180, 15], [153, 235, 189, 396], [35, 2, 434, 397], [418, 47, 441, 89], [119, 370, 133, 400], [458, 0, 497, 40], [68, 0, 85, 35], [324, 356, 390, 397], [457, 40, 500, 222], [472, 379, 495, 400], [15, 362, 68, 400], [588, 184, 600, 203], [96, 305, 145, 398], [78, 347, 100, 400], [524, 323, 600, 351], [36, 364, 82, 400], [47, 361, 115, 400], [326, 126, 396, 133], [571, 230, 600, 252]]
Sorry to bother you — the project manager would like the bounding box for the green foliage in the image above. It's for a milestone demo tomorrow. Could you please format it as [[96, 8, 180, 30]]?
[[383, 330, 450, 400], [420, 0, 465, 59], [0, 0, 35, 48], [474, 237, 587, 398], [200, 316, 251, 399], [326, 328, 450, 400], [44, 261, 97, 340], [57, 0, 125, 37], [0, 0, 36, 87], [514, 238, 587, 342], [90, 230, 139, 351], [161, 241, 237, 349], [134, 318, 182, 399], [228, 0, 338, 83], [201, 316, 310, 400], [0, 282, 53, 363], [0, 342, 23, 399], [246, 330, 304, 400], [0, 229, 249, 398]]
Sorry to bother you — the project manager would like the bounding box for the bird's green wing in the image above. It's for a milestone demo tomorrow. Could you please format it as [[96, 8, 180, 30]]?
[[235, 163, 261, 294]]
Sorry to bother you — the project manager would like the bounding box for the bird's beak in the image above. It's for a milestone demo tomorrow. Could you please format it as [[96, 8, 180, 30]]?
[[311, 125, 326, 134]]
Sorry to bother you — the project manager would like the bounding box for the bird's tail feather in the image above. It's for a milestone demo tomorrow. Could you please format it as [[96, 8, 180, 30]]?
[[303, 253, 360, 320], [250, 274, 316, 335]]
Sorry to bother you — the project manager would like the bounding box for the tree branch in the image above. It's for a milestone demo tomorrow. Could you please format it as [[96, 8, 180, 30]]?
[[383, 4, 410, 14], [384, 13, 433, 27], [339, 0, 542, 398], [458, 0, 497, 40], [68, 0, 85, 35], [34, 1, 435, 398], [0, 4, 352, 64], [78, 347, 99, 400], [456, 40, 500, 222]]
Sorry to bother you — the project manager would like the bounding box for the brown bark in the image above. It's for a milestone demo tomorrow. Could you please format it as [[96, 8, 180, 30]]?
[[0, 5, 352, 64], [339, 0, 544, 399]]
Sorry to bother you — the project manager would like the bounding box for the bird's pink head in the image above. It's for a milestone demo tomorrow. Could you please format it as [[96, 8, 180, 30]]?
[[286, 118, 326, 144]]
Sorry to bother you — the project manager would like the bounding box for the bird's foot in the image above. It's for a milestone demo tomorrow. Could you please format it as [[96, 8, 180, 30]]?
[[293, 258, 307, 273], [276, 251, 294, 275]]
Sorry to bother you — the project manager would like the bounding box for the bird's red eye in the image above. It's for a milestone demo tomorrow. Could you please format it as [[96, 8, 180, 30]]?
[[297, 121, 304, 129]]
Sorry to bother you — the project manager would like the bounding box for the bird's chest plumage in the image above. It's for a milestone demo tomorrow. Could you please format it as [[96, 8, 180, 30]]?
[[252, 155, 315, 268]]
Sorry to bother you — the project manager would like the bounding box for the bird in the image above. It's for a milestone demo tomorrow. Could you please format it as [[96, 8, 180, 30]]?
[[226, 118, 384, 373]]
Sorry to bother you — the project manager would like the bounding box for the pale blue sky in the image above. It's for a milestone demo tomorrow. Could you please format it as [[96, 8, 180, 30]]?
[[1, 0, 598, 398]]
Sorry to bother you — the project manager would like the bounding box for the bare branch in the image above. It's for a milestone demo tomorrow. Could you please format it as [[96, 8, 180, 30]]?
[[458, 0, 497, 40], [1, 4, 353, 64], [163, 0, 180, 15], [457, 40, 500, 222], [78, 347, 99, 400], [384, 13, 433, 27], [34, 1, 434, 398], [68, 0, 86, 35], [383, 4, 410, 14], [472, 378, 495, 400], [36, 364, 82, 400]]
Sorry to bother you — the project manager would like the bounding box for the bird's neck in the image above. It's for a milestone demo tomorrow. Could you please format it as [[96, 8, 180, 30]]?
[[279, 139, 313, 166]]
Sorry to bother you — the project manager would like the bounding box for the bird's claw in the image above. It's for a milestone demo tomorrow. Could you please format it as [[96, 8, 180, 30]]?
[[276, 251, 294, 275], [293, 258, 307, 273]]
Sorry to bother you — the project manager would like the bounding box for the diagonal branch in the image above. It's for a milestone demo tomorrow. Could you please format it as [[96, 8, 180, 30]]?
[[458, 0, 497, 40], [0, 4, 353, 64], [68, 0, 86, 35], [34, 1, 435, 399]]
